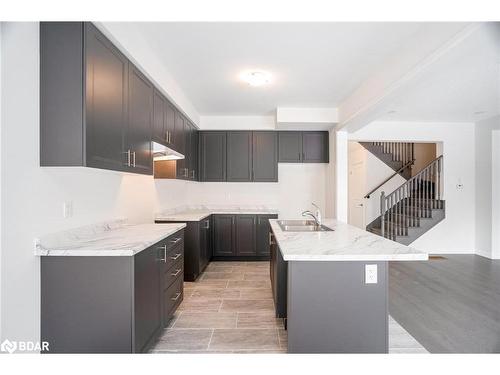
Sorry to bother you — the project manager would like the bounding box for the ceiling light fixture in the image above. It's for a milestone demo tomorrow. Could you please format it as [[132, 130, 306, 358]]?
[[240, 70, 272, 87]]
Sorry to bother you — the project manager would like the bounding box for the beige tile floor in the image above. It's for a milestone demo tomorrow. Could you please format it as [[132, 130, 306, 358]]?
[[150, 261, 427, 354]]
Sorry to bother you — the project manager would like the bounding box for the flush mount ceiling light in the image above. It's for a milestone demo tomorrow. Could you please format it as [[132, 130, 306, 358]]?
[[240, 70, 272, 87]]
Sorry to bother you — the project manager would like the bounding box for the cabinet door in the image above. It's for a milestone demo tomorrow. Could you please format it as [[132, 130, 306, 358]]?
[[256, 215, 277, 256], [212, 215, 235, 256], [191, 126, 199, 181], [302, 131, 329, 163], [235, 215, 257, 256], [278, 132, 302, 163], [253, 131, 278, 182], [134, 245, 161, 352], [127, 65, 153, 175], [165, 102, 176, 148], [152, 89, 167, 145], [199, 132, 227, 181], [175, 111, 186, 178], [174, 109, 185, 154], [227, 131, 252, 182], [199, 218, 210, 271], [85, 23, 128, 171]]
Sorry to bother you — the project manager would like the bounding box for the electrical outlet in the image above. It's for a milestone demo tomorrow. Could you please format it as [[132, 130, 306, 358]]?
[[63, 201, 73, 218], [365, 264, 378, 284]]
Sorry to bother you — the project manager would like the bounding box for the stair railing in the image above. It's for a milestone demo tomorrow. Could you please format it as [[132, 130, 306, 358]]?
[[380, 155, 443, 241], [372, 141, 414, 165]]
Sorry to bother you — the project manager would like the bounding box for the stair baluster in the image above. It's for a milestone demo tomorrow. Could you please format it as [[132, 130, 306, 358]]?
[[377, 155, 444, 243]]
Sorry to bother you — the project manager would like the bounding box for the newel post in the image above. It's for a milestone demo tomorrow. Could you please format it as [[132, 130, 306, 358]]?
[[380, 191, 385, 238]]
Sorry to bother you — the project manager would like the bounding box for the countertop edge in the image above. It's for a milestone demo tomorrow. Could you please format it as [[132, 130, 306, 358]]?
[[35, 223, 187, 257]]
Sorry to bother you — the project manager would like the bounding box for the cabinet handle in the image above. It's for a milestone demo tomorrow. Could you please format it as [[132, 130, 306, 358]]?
[[170, 253, 182, 260], [204, 220, 210, 229], [132, 151, 136, 167], [124, 150, 131, 167], [157, 245, 167, 263], [171, 268, 182, 277], [168, 131, 171, 143], [170, 237, 182, 244], [171, 292, 181, 301], [269, 232, 276, 246]]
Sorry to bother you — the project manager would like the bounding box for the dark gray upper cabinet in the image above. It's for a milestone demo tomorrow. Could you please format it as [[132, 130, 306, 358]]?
[[85, 23, 129, 171], [256, 214, 278, 256], [227, 131, 253, 182], [41, 22, 131, 172], [199, 131, 227, 182], [41, 22, 198, 177], [253, 132, 278, 182], [175, 112, 186, 179], [235, 215, 257, 256], [190, 124, 199, 181], [127, 65, 153, 175], [165, 102, 176, 149], [278, 132, 303, 163], [212, 215, 235, 256], [278, 131, 329, 163], [302, 131, 329, 163], [152, 89, 167, 145]]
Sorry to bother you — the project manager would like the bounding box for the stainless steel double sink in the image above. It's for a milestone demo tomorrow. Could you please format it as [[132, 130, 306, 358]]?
[[277, 220, 333, 232]]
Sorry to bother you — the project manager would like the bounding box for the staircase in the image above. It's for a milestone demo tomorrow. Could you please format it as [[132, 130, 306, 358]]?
[[360, 142, 415, 180], [363, 142, 445, 245]]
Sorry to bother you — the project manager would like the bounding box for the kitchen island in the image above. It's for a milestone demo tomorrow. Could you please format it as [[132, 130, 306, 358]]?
[[269, 218, 427, 353]]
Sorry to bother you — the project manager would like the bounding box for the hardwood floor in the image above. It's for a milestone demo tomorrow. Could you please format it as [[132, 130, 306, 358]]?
[[389, 254, 500, 353], [151, 260, 426, 353]]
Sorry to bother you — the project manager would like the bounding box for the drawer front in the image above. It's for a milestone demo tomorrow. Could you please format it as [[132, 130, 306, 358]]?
[[164, 255, 184, 289], [166, 242, 184, 269], [163, 275, 183, 324], [166, 230, 184, 251]]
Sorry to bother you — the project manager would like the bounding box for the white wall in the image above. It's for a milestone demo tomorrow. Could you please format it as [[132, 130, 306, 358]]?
[[98, 22, 200, 125], [324, 130, 336, 218], [200, 116, 275, 130], [184, 164, 327, 218], [0, 23, 160, 344], [347, 142, 406, 226], [346, 121, 476, 254], [475, 115, 500, 259]]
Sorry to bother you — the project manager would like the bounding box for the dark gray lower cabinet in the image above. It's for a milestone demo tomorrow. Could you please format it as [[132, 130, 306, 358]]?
[[212, 215, 235, 256], [270, 235, 287, 319], [156, 218, 211, 282], [256, 214, 278, 256], [235, 215, 257, 256], [212, 214, 276, 259], [41, 229, 184, 353]]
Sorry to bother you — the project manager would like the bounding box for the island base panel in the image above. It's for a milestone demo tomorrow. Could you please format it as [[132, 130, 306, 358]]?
[[287, 261, 388, 353]]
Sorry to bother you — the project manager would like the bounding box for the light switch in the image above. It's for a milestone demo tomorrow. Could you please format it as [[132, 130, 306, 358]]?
[[365, 264, 378, 284], [63, 201, 73, 218]]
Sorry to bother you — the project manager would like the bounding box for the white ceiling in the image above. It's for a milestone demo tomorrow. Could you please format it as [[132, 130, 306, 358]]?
[[125, 22, 448, 116], [379, 23, 500, 123]]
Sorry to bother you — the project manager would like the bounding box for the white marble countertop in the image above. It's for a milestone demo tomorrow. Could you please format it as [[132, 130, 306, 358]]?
[[35, 220, 186, 257], [270, 218, 428, 262], [155, 206, 279, 222]]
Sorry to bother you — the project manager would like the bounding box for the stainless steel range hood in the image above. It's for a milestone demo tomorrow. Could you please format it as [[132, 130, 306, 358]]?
[[152, 142, 185, 161]]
